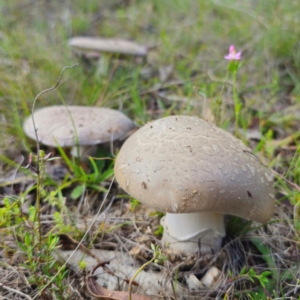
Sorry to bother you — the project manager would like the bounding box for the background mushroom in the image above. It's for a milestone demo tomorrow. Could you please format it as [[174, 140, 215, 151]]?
[[23, 105, 136, 159], [68, 37, 148, 76], [114, 115, 275, 253]]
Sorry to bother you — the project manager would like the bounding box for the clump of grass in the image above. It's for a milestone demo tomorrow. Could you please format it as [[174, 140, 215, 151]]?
[[0, 154, 71, 299]]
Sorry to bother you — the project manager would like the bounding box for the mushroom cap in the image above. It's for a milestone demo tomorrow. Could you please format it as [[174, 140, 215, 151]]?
[[23, 106, 136, 147], [114, 115, 275, 223], [68, 37, 148, 57]]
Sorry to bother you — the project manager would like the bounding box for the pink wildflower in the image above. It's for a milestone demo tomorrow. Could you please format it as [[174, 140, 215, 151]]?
[[224, 45, 242, 60]]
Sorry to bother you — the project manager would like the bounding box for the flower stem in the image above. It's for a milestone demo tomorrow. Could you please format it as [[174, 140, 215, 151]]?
[[232, 70, 241, 136]]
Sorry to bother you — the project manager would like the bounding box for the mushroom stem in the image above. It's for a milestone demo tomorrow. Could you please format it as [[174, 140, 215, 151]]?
[[161, 212, 225, 253], [96, 53, 111, 77], [70, 145, 97, 161]]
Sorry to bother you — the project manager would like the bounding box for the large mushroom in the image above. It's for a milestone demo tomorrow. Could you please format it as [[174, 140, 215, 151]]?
[[23, 105, 136, 159], [68, 37, 148, 76], [114, 115, 275, 253]]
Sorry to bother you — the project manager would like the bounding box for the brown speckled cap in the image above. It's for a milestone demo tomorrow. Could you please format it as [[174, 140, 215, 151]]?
[[23, 105, 136, 147], [69, 37, 148, 57], [114, 115, 275, 223]]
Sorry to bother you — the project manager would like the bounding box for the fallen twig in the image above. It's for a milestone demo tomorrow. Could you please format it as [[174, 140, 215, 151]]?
[[0, 282, 33, 300]]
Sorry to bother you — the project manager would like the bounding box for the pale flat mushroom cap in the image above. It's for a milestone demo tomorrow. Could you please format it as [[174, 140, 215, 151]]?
[[23, 106, 135, 147], [114, 115, 275, 223], [68, 37, 148, 57]]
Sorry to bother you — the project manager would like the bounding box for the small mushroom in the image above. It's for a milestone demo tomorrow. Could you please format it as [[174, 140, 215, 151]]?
[[114, 115, 275, 253], [200, 266, 222, 288], [68, 37, 148, 76], [23, 105, 136, 159], [186, 267, 222, 290]]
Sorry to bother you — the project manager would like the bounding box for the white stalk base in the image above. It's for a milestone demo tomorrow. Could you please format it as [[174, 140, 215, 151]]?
[[161, 212, 225, 253], [70, 145, 97, 161]]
